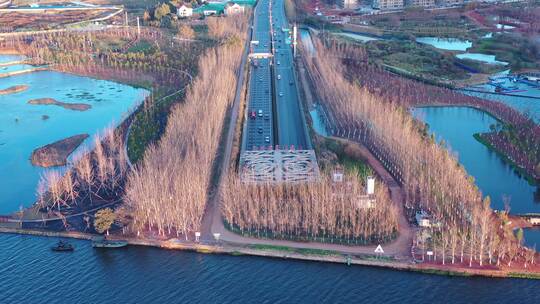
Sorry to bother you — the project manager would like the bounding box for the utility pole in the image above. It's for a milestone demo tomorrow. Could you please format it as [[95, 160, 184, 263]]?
[[293, 23, 297, 57], [136, 16, 141, 37], [125, 11, 128, 26]]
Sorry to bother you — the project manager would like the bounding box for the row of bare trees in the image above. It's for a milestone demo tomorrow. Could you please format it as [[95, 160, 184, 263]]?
[[333, 37, 540, 183], [221, 172, 398, 244], [123, 17, 248, 239], [37, 127, 128, 213], [303, 38, 531, 267]]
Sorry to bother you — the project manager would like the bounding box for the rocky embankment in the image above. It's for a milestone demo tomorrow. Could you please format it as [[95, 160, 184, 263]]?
[[28, 98, 91, 111], [31, 134, 89, 167], [0, 84, 28, 95]]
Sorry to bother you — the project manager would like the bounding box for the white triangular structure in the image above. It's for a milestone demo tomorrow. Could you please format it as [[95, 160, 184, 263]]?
[[374, 244, 384, 254]]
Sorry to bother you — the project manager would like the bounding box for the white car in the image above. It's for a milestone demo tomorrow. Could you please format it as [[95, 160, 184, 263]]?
[[279, 92, 283, 97], [277, 75, 281, 80]]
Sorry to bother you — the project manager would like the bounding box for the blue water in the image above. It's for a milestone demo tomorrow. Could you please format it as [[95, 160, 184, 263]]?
[[416, 37, 472, 51], [0, 63, 38, 74], [309, 106, 328, 136], [456, 53, 509, 65], [0, 233, 538, 303], [300, 29, 315, 55], [0, 66, 147, 214], [337, 32, 378, 43], [412, 107, 538, 214], [524, 228, 540, 249], [0, 54, 25, 63], [463, 77, 540, 122]]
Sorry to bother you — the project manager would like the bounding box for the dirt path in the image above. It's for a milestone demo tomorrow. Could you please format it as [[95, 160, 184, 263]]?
[[199, 23, 251, 241]]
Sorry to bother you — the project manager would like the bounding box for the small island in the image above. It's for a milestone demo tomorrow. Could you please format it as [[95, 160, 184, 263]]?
[[31, 134, 89, 168], [0, 85, 28, 95], [28, 98, 91, 111]]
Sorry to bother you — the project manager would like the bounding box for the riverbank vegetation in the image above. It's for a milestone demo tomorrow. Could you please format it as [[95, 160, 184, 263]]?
[[34, 126, 128, 219], [2, 26, 203, 163], [303, 38, 536, 269], [324, 38, 540, 185], [475, 119, 540, 183], [122, 15, 248, 238]]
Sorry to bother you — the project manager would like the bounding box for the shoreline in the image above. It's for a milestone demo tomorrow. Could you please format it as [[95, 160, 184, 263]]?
[[473, 133, 539, 186], [1, 226, 538, 280]]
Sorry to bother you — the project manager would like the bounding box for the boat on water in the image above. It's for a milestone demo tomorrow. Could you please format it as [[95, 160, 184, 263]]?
[[51, 240, 74, 252], [92, 237, 128, 248]]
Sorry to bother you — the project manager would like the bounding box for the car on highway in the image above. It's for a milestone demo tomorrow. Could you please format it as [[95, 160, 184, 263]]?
[[258, 109, 263, 117], [264, 114, 270, 120], [250, 111, 256, 119], [279, 92, 283, 97], [258, 127, 263, 134], [289, 81, 293, 85], [265, 136, 270, 143], [277, 61, 280, 65], [277, 75, 281, 80]]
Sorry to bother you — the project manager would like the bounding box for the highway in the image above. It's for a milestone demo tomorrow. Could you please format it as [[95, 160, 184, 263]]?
[[244, 0, 274, 150], [270, 0, 309, 149], [243, 0, 310, 151]]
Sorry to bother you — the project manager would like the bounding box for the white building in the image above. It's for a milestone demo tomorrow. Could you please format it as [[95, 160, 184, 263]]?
[[407, 0, 435, 7], [339, 0, 357, 9], [225, 2, 244, 15], [177, 5, 193, 18], [415, 211, 432, 228], [373, 0, 404, 9]]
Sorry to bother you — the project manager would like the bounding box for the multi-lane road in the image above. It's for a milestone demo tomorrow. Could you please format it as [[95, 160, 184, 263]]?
[[271, 0, 309, 149], [243, 0, 310, 151]]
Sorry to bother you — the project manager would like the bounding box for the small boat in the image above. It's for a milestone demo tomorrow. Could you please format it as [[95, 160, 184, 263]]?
[[92, 237, 128, 248], [51, 240, 74, 252]]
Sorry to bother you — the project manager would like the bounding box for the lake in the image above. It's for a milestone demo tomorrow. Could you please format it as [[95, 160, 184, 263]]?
[[412, 106, 538, 214], [0, 62, 147, 214], [0, 54, 25, 63], [463, 77, 540, 122], [0, 63, 40, 74], [416, 37, 472, 51], [0, 233, 538, 304], [336, 32, 379, 43], [456, 53, 509, 65]]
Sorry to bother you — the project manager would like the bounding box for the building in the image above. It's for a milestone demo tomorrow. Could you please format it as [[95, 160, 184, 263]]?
[[193, 0, 255, 17], [177, 5, 193, 17], [339, 0, 356, 9], [373, 0, 404, 10], [408, 0, 435, 7], [415, 211, 432, 228], [442, 0, 464, 6], [193, 2, 226, 16], [225, 2, 245, 15]]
